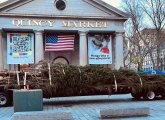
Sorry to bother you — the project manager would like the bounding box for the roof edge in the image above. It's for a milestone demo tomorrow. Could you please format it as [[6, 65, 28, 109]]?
[[0, 0, 20, 9], [92, 0, 129, 18], [0, 0, 33, 12]]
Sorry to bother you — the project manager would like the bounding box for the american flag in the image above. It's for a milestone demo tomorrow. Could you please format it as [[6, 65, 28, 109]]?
[[45, 34, 75, 52]]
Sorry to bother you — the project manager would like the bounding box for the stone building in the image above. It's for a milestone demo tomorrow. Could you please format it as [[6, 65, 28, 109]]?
[[0, 0, 128, 71]]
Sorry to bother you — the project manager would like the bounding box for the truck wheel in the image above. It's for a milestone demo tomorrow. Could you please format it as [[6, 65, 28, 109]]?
[[131, 92, 142, 100], [143, 91, 156, 100], [161, 91, 165, 99], [0, 92, 9, 107]]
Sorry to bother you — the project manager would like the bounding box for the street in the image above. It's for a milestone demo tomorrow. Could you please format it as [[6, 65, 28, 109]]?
[[0, 94, 165, 120]]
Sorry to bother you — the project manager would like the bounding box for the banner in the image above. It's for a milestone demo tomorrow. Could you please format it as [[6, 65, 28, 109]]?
[[88, 34, 112, 64], [7, 33, 34, 64]]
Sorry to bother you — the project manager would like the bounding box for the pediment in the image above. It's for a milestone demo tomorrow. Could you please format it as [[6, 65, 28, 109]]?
[[0, 0, 128, 20]]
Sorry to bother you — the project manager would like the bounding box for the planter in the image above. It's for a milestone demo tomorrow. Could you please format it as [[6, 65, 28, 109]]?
[[13, 89, 43, 112]]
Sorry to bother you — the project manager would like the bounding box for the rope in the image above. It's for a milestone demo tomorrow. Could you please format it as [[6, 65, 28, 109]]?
[[113, 73, 118, 92], [137, 74, 143, 87], [48, 63, 52, 85], [78, 67, 81, 81], [23, 72, 27, 89], [60, 65, 65, 75], [16, 71, 20, 86], [8, 71, 10, 85]]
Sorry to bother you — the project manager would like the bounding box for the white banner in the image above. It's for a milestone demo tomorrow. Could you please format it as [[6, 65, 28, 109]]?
[[7, 33, 34, 64], [88, 34, 112, 64]]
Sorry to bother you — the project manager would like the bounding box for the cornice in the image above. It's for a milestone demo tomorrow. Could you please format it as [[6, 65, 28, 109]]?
[[0, 0, 33, 12], [0, 13, 127, 21]]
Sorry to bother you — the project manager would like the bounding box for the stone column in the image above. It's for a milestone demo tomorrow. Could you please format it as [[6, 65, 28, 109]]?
[[115, 32, 124, 69], [35, 31, 44, 64], [0, 30, 3, 71], [79, 31, 88, 66]]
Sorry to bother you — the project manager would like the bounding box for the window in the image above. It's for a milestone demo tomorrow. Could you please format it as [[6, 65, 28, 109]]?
[[55, 0, 66, 10], [145, 61, 147, 65], [153, 53, 156, 57], [161, 52, 163, 57], [143, 62, 145, 66]]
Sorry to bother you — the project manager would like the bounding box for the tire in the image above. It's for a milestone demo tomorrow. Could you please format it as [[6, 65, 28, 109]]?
[[143, 91, 156, 100], [161, 91, 165, 99], [0, 92, 9, 107], [131, 92, 142, 100]]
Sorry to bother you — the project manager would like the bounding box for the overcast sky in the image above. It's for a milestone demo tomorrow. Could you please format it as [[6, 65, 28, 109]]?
[[0, 0, 6, 3], [0, 0, 122, 8], [102, 0, 121, 8]]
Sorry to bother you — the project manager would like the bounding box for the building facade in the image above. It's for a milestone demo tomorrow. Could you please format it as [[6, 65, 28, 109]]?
[[143, 46, 165, 71], [0, 0, 128, 71], [141, 29, 165, 71]]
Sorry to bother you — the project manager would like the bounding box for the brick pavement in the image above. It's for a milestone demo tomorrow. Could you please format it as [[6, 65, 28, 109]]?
[[0, 94, 165, 120]]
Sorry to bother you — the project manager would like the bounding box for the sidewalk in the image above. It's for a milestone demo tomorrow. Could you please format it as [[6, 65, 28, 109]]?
[[1, 94, 165, 120]]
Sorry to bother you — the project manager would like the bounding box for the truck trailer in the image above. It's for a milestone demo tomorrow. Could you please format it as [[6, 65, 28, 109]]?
[[0, 63, 165, 107]]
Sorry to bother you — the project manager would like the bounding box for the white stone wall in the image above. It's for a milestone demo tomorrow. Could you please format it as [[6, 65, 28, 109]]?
[[5, 0, 116, 17]]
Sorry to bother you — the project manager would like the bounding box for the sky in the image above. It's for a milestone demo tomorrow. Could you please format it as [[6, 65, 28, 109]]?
[[0, 0, 6, 3], [0, 0, 122, 8], [102, 0, 122, 8]]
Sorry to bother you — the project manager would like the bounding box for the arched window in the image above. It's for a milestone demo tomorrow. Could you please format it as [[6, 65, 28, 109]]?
[[53, 56, 69, 64]]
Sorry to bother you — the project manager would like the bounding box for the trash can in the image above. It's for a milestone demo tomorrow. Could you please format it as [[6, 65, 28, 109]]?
[[13, 89, 43, 112]]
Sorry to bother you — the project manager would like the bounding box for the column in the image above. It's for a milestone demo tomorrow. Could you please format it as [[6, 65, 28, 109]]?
[[115, 32, 124, 69], [79, 31, 88, 66], [0, 30, 3, 71], [35, 31, 44, 64]]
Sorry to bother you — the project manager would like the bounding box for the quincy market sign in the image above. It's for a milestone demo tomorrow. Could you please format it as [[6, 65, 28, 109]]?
[[12, 19, 110, 28]]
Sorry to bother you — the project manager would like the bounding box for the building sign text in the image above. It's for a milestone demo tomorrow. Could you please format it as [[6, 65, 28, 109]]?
[[62, 20, 109, 28], [12, 19, 110, 28], [12, 19, 55, 27]]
